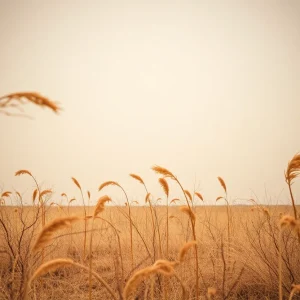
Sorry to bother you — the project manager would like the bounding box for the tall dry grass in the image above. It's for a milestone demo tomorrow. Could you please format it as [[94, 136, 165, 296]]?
[[1, 153, 300, 299]]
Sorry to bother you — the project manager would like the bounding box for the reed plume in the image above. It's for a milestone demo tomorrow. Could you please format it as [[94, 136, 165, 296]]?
[[71, 177, 87, 258], [152, 165, 176, 179], [180, 206, 196, 224], [159, 178, 170, 258], [29, 258, 74, 283], [123, 259, 176, 299], [152, 165, 199, 300], [15, 169, 32, 177], [178, 240, 197, 263], [39, 189, 52, 199], [93, 195, 111, 218], [0, 92, 60, 118], [98, 180, 120, 191], [71, 177, 81, 190], [32, 216, 80, 252], [216, 176, 231, 259], [1, 191, 11, 198], [159, 178, 169, 198], [280, 215, 300, 234], [194, 192, 203, 202], [170, 198, 180, 204], [184, 190, 192, 202], [145, 192, 151, 203], [131, 174, 158, 261], [285, 153, 300, 220], [99, 180, 134, 268], [69, 198, 75, 204], [26, 258, 117, 300], [217, 176, 227, 193], [129, 173, 145, 185], [32, 189, 38, 203], [88, 195, 110, 300]]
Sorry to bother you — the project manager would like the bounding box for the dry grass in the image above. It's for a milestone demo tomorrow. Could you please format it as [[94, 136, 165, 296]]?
[[1, 203, 300, 299], [0, 92, 60, 117], [1, 158, 300, 300]]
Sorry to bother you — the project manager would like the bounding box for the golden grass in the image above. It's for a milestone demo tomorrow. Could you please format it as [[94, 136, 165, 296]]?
[[194, 192, 203, 202], [217, 176, 227, 193], [29, 258, 74, 283], [0, 91, 60, 116], [158, 178, 169, 198], [15, 169, 32, 177], [32, 216, 81, 252], [129, 173, 145, 185], [2, 155, 300, 299], [1, 204, 299, 299], [93, 195, 111, 218], [123, 259, 176, 299], [178, 241, 197, 263]]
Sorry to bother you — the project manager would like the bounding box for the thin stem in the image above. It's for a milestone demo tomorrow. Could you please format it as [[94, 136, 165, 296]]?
[[88, 219, 94, 300], [278, 229, 283, 300], [119, 186, 134, 269], [174, 178, 199, 300], [288, 183, 298, 220]]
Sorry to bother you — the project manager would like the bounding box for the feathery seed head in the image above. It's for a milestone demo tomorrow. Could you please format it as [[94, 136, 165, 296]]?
[[32, 216, 81, 252], [184, 190, 192, 201], [29, 259, 73, 284], [94, 195, 111, 218], [217, 176, 227, 193], [145, 192, 152, 203], [32, 189, 38, 203], [129, 174, 145, 185], [194, 192, 203, 201], [170, 198, 180, 204], [285, 153, 300, 184], [151, 165, 175, 180], [159, 178, 169, 197], [15, 170, 32, 177], [180, 206, 196, 223], [178, 241, 197, 262], [1, 191, 11, 198], [98, 181, 120, 191], [71, 177, 81, 190]]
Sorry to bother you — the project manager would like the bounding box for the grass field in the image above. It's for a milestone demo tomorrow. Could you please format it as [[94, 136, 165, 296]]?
[[1, 198, 300, 299], [1, 157, 300, 299]]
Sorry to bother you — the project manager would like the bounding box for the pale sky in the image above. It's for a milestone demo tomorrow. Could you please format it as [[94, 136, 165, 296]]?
[[1, 0, 300, 206]]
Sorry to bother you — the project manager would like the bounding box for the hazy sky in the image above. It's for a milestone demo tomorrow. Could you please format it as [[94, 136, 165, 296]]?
[[1, 0, 300, 206]]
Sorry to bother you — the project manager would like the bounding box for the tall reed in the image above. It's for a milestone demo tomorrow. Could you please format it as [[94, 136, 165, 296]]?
[[216, 177, 230, 248], [89, 195, 111, 300], [152, 165, 200, 300], [71, 177, 87, 258], [99, 181, 134, 269], [158, 178, 169, 257], [130, 174, 158, 259], [285, 153, 300, 220]]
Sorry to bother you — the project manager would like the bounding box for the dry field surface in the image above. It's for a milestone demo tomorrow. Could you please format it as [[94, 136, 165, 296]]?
[[1, 202, 300, 300], [1, 156, 300, 299]]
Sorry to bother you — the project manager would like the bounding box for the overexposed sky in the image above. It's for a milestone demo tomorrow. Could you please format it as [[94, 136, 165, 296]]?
[[1, 0, 300, 206]]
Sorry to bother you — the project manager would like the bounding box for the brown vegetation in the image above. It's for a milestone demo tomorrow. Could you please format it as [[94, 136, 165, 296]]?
[[0, 154, 300, 299]]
